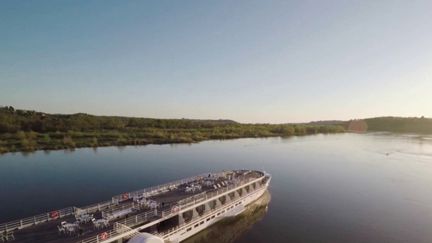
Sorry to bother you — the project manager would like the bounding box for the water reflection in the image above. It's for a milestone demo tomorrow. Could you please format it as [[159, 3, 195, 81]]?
[[184, 191, 271, 243], [2, 133, 432, 243]]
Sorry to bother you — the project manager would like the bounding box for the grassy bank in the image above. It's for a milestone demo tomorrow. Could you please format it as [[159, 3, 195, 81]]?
[[0, 106, 344, 153]]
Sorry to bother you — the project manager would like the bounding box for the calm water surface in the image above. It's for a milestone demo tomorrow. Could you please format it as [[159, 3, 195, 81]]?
[[1, 133, 432, 243]]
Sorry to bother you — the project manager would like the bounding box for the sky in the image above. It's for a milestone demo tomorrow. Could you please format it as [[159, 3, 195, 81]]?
[[1, 0, 431, 123]]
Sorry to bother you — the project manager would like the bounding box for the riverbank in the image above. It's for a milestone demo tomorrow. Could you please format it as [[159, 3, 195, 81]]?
[[0, 107, 344, 154], [0, 126, 345, 154]]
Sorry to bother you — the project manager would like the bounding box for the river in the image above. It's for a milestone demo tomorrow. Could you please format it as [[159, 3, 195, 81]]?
[[1, 133, 432, 243]]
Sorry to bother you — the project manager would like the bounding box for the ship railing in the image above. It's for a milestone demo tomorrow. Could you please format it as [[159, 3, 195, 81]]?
[[115, 210, 156, 228], [0, 206, 75, 233], [157, 177, 267, 238], [0, 200, 121, 233], [79, 222, 129, 243], [79, 210, 156, 243], [77, 173, 227, 216], [83, 174, 265, 242], [114, 222, 140, 238], [111, 170, 238, 204], [102, 201, 136, 214], [77, 172, 260, 243], [75, 200, 115, 216], [111, 172, 213, 203], [0, 171, 256, 237], [159, 176, 259, 218]]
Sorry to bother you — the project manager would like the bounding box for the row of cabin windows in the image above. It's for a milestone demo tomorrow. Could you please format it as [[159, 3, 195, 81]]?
[[183, 181, 262, 235], [193, 220, 206, 228], [185, 199, 245, 233], [198, 204, 233, 228]]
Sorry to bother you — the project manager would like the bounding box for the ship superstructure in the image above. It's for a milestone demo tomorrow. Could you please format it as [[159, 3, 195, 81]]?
[[0, 170, 271, 243]]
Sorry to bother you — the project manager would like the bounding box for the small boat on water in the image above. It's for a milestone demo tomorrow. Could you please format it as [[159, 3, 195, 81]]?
[[0, 170, 271, 243]]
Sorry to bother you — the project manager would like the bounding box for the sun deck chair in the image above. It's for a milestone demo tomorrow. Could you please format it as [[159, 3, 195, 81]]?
[[66, 226, 76, 236]]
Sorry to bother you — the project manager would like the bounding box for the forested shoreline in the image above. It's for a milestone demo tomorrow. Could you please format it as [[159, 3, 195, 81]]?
[[0, 106, 345, 154], [3, 106, 429, 154], [364, 117, 432, 134]]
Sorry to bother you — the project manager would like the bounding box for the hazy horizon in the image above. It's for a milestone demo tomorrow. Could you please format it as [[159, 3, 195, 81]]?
[[1, 1, 431, 123], [3, 105, 431, 125]]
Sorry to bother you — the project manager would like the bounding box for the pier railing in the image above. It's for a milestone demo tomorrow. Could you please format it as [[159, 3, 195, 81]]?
[[0, 206, 75, 232]]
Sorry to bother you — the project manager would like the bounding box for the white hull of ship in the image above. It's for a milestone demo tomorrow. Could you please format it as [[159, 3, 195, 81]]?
[[164, 182, 269, 243]]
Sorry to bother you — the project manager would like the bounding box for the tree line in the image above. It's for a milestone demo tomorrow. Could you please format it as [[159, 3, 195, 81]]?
[[0, 106, 345, 153], [364, 116, 432, 134]]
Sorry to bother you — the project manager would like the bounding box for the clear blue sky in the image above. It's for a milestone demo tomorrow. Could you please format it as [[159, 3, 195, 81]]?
[[1, 0, 431, 123]]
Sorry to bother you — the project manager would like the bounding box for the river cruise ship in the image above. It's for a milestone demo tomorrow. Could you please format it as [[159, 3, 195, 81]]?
[[0, 170, 271, 243]]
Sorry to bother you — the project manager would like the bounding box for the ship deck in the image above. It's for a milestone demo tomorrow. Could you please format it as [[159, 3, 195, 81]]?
[[1, 170, 264, 243]]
